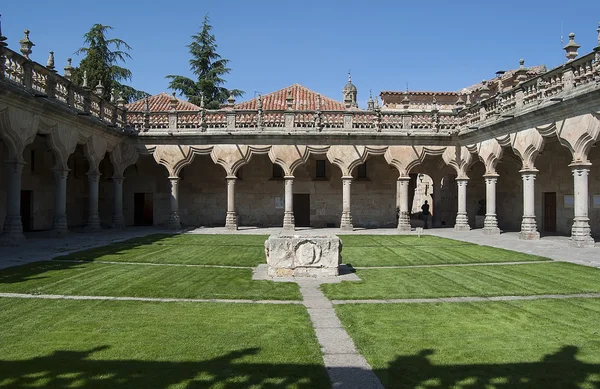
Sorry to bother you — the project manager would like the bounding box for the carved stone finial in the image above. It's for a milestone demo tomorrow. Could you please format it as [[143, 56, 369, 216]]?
[[0, 14, 7, 49], [480, 80, 490, 100], [432, 95, 438, 110], [402, 88, 410, 109], [200, 93, 205, 109], [316, 94, 322, 111], [144, 96, 150, 112], [465, 93, 472, 106], [286, 89, 293, 110], [110, 89, 116, 103], [257, 94, 263, 111], [375, 96, 380, 109], [116, 91, 125, 107], [597, 22, 600, 46], [227, 94, 235, 107], [95, 80, 104, 97], [19, 29, 34, 59], [63, 57, 73, 79], [169, 92, 178, 110], [46, 51, 55, 71], [516, 59, 528, 84], [82, 70, 89, 89], [563, 32, 581, 62]]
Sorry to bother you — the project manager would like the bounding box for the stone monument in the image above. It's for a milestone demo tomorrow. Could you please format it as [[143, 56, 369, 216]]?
[[264, 232, 342, 277]]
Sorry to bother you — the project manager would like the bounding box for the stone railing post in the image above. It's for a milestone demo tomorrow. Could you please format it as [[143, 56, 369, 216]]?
[[227, 111, 236, 130], [343, 112, 353, 130]]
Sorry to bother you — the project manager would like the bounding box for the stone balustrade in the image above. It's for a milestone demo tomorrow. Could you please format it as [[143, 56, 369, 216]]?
[[1, 45, 127, 129]]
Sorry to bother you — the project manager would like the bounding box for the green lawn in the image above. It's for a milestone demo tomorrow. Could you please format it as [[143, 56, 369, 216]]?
[[321, 262, 600, 300], [339, 235, 549, 266], [54, 234, 269, 267], [0, 298, 329, 388], [0, 261, 300, 300], [335, 299, 600, 389]]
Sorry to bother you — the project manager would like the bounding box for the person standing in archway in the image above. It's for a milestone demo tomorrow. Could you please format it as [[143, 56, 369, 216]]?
[[421, 200, 430, 229]]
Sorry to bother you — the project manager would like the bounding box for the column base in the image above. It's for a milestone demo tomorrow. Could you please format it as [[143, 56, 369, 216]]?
[[112, 214, 125, 229], [519, 216, 539, 240], [483, 215, 500, 235], [397, 212, 411, 231], [1, 216, 25, 245], [168, 212, 181, 230], [454, 214, 470, 231], [51, 214, 68, 237], [85, 214, 102, 231], [282, 212, 295, 231], [340, 212, 353, 231], [570, 219, 595, 248], [225, 212, 238, 231], [483, 227, 501, 235]]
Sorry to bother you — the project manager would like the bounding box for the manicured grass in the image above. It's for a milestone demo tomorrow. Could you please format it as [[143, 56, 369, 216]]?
[[321, 262, 600, 300], [339, 235, 549, 266], [54, 234, 269, 267], [0, 261, 300, 300], [0, 298, 329, 388], [335, 299, 600, 388]]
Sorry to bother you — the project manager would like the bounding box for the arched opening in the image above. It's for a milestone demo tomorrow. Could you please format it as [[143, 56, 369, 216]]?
[[177, 154, 226, 227], [412, 155, 457, 228], [123, 154, 167, 226], [496, 148, 523, 232], [0, 139, 9, 233], [588, 142, 600, 240]]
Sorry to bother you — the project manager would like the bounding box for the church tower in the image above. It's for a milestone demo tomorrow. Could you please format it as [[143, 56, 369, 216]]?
[[342, 73, 358, 108]]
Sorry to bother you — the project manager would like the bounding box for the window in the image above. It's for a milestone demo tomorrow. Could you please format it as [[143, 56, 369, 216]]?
[[316, 160, 326, 179], [356, 163, 367, 180], [272, 164, 284, 179]]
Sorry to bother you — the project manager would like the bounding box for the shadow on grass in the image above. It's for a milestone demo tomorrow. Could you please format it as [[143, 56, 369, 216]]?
[[0, 261, 84, 285], [0, 346, 331, 388], [377, 346, 600, 389]]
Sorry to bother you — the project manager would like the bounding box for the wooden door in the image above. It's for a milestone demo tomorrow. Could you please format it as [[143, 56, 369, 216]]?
[[20, 190, 33, 232], [543, 192, 556, 233], [293, 194, 310, 227], [134, 193, 154, 226]]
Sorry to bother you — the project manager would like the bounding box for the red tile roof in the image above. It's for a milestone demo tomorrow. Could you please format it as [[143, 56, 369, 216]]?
[[126, 92, 200, 112], [234, 84, 348, 111]]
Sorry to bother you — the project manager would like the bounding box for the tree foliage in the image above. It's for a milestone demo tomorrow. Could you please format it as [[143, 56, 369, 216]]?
[[71, 24, 149, 103], [167, 15, 243, 109]]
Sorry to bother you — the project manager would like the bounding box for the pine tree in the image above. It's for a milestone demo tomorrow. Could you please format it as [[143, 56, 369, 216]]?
[[167, 15, 243, 109], [71, 24, 149, 103]]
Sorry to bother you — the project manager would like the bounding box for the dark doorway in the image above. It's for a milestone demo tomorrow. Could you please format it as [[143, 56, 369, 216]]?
[[543, 192, 556, 233], [293, 194, 310, 227], [20, 190, 33, 232], [134, 193, 153, 226]]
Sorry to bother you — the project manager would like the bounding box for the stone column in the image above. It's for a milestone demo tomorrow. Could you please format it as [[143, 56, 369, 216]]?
[[85, 173, 101, 231], [519, 169, 540, 240], [340, 176, 353, 231], [168, 176, 181, 229], [225, 175, 238, 230], [397, 177, 411, 231], [112, 175, 125, 228], [454, 178, 470, 231], [483, 174, 500, 235], [51, 168, 69, 236], [283, 176, 295, 230], [1, 161, 25, 244], [569, 163, 595, 247]]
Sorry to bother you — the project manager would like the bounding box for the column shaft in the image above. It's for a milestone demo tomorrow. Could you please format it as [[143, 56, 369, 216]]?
[[454, 178, 470, 231], [168, 176, 181, 229], [519, 170, 540, 240], [1, 161, 25, 244], [85, 173, 101, 230], [52, 168, 69, 236], [570, 164, 595, 247], [112, 176, 125, 228], [283, 176, 295, 230], [397, 177, 411, 231], [340, 176, 353, 231], [225, 176, 238, 230], [483, 175, 500, 235]]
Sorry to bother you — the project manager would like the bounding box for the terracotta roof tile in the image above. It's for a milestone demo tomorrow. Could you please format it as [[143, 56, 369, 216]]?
[[126, 92, 200, 112], [234, 84, 347, 111]]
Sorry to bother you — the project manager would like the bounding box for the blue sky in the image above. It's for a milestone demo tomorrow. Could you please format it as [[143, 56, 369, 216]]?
[[2, 0, 599, 106]]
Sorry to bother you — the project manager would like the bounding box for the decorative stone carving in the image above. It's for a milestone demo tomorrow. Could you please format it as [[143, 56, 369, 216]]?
[[265, 233, 342, 277]]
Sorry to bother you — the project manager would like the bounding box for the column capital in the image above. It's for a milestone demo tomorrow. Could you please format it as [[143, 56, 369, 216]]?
[[483, 173, 499, 179], [397, 176, 411, 182], [341, 175, 353, 180], [112, 174, 124, 183], [519, 168, 538, 175], [455, 177, 470, 182], [568, 160, 592, 169], [284, 175, 295, 180], [86, 171, 101, 181], [4, 159, 25, 169], [226, 175, 237, 181]]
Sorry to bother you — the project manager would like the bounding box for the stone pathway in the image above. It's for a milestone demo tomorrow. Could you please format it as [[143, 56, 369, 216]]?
[[297, 280, 384, 389], [352, 260, 547, 269]]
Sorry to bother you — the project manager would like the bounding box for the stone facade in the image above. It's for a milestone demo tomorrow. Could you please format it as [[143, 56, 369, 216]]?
[[1, 22, 600, 249]]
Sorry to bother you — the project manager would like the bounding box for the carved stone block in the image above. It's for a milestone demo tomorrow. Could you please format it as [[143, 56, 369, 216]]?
[[264, 233, 342, 277]]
